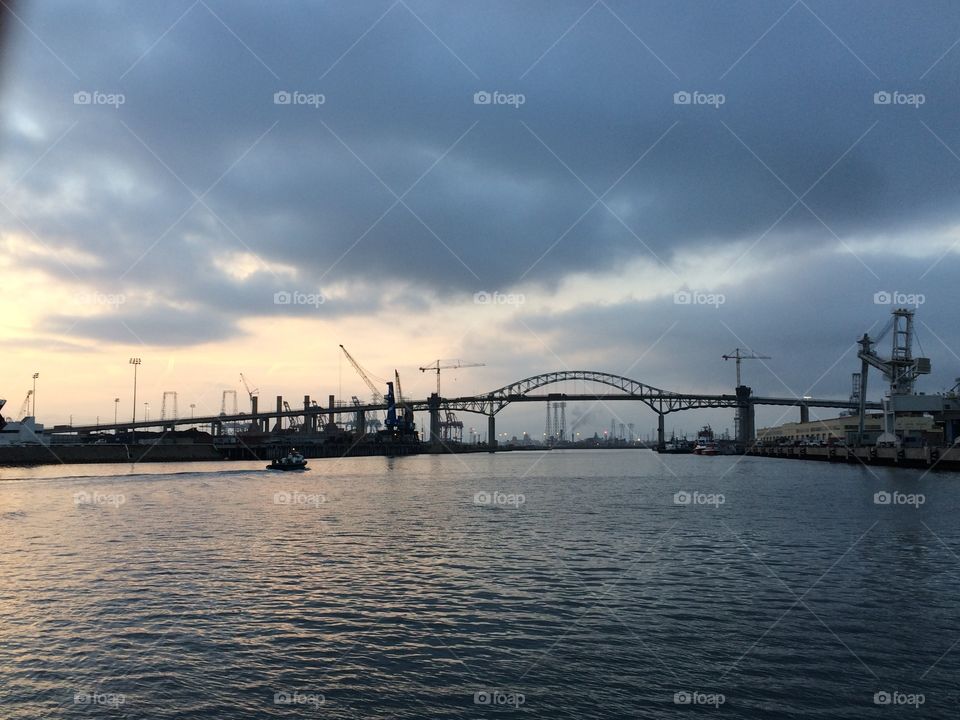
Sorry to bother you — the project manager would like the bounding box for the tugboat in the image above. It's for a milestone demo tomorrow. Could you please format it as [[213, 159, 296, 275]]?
[[658, 431, 694, 454], [267, 448, 308, 471], [693, 426, 719, 456]]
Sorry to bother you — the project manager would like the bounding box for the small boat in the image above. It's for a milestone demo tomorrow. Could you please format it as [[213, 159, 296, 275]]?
[[267, 449, 308, 471]]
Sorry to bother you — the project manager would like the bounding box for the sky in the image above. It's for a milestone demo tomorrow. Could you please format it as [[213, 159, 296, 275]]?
[[1, 0, 959, 439]]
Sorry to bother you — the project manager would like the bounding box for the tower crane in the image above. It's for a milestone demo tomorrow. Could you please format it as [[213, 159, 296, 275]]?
[[419, 359, 485, 395], [722, 348, 771, 387], [239, 373, 259, 412]]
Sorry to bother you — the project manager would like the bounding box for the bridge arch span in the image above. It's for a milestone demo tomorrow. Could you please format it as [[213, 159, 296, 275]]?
[[439, 370, 727, 416]]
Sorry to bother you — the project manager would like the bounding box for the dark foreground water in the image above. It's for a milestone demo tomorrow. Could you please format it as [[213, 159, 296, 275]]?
[[1, 450, 958, 718]]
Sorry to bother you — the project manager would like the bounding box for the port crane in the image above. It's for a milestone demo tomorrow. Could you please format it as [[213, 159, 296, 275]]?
[[339, 345, 385, 404], [394, 369, 416, 432], [17, 390, 33, 420], [856, 308, 931, 444], [282, 401, 302, 430], [722, 348, 771, 387], [419, 359, 485, 395], [339, 345, 404, 431]]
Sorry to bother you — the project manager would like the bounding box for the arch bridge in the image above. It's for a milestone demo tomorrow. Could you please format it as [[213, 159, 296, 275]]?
[[421, 370, 876, 448]]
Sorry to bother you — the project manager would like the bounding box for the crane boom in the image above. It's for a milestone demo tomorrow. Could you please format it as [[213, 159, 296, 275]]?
[[340, 345, 384, 404], [418, 359, 485, 395], [18, 390, 33, 419], [722, 348, 771, 387]]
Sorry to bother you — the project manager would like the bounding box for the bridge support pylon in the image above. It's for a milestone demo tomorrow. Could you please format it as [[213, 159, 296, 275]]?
[[428, 393, 441, 443], [657, 413, 665, 450], [735, 385, 755, 447], [800, 404, 809, 424], [488, 414, 496, 452]]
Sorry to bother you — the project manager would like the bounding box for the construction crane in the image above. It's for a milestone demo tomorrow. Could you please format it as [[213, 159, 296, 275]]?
[[339, 345, 385, 404], [239, 373, 259, 412], [395, 369, 416, 432], [282, 401, 301, 430], [18, 390, 33, 419], [722, 348, 771, 387], [419, 359, 485, 395]]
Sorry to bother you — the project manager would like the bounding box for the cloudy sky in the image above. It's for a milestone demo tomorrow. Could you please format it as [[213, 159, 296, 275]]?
[[1, 0, 959, 438]]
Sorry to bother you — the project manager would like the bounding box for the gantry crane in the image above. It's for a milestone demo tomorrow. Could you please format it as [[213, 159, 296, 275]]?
[[418, 359, 485, 395], [722, 348, 771, 387]]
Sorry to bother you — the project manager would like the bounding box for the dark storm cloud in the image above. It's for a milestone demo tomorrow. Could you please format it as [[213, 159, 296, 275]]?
[[2, 0, 960, 345]]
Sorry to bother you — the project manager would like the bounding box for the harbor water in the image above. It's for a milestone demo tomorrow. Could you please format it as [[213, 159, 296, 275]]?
[[1, 450, 958, 718]]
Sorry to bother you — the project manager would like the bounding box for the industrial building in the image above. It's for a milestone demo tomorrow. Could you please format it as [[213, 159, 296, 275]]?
[[757, 413, 938, 446]]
